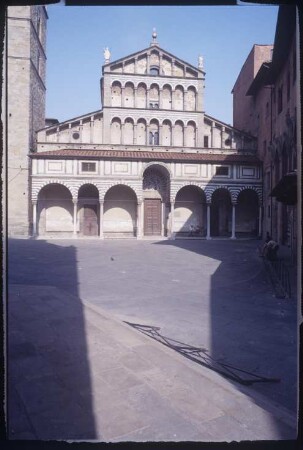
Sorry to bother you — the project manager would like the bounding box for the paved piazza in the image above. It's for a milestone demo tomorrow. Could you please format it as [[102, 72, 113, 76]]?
[[8, 238, 297, 414]]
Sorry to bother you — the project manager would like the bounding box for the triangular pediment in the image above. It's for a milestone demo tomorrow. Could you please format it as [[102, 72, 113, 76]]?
[[104, 45, 204, 78]]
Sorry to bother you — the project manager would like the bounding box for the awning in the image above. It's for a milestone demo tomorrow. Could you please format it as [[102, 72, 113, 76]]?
[[270, 171, 297, 205]]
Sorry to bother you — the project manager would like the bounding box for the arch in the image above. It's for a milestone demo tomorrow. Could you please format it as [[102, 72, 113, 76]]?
[[210, 188, 232, 237], [149, 83, 159, 108], [37, 183, 74, 236], [162, 84, 172, 110], [77, 184, 99, 236], [103, 184, 138, 237], [111, 81, 122, 107], [124, 82, 135, 107], [137, 83, 147, 108], [185, 120, 196, 147], [185, 86, 196, 111], [102, 182, 141, 201], [110, 117, 122, 144], [149, 119, 159, 145], [174, 85, 184, 110], [162, 119, 172, 146], [136, 118, 147, 145], [174, 185, 207, 236], [124, 117, 134, 145], [174, 120, 184, 146], [236, 186, 262, 205], [78, 183, 99, 199], [34, 180, 75, 200], [236, 189, 259, 238], [141, 161, 172, 178]]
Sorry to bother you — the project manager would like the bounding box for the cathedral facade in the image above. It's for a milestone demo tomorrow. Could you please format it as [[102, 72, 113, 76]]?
[[9, 14, 262, 239]]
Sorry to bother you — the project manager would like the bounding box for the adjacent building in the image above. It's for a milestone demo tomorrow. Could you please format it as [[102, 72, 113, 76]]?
[[30, 30, 262, 239], [232, 5, 299, 260]]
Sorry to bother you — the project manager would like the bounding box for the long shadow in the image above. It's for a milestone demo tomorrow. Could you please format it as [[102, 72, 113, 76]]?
[[8, 238, 96, 440], [153, 238, 297, 437]]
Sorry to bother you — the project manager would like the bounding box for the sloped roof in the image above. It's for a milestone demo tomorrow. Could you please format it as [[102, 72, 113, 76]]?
[[30, 149, 260, 164], [104, 45, 204, 75]]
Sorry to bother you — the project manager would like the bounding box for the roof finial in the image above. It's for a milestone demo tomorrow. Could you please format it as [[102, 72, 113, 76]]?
[[151, 27, 159, 46]]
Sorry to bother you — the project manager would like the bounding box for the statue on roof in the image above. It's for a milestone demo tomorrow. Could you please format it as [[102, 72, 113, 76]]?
[[104, 47, 111, 63], [198, 55, 204, 69], [150, 27, 159, 46]]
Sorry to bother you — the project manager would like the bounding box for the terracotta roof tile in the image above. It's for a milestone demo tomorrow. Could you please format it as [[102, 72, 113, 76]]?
[[30, 149, 260, 164]]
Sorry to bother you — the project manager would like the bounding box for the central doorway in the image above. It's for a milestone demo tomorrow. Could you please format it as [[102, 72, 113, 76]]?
[[83, 205, 98, 236], [144, 199, 161, 235]]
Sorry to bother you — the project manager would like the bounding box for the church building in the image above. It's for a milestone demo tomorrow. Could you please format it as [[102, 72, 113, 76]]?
[[31, 29, 262, 239]]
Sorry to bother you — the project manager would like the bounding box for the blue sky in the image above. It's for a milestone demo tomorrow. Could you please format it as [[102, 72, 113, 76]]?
[[45, 4, 278, 126]]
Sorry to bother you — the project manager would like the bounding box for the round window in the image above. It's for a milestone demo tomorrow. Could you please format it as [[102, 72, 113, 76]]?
[[72, 132, 80, 140]]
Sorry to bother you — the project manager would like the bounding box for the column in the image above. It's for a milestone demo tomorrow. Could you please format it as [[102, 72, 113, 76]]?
[[133, 124, 137, 145], [159, 125, 162, 146], [147, 52, 150, 74], [231, 202, 236, 239], [161, 202, 165, 236], [258, 205, 262, 237], [79, 119, 83, 142], [73, 199, 77, 237], [121, 86, 125, 107], [32, 201, 37, 236], [184, 126, 188, 147], [206, 202, 211, 239], [134, 57, 138, 74], [137, 202, 142, 239], [99, 200, 104, 238], [90, 116, 94, 143], [170, 201, 175, 239], [56, 126, 60, 143], [159, 88, 163, 109], [221, 126, 225, 149], [146, 124, 150, 146], [171, 125, 175, 146], [68, 123, 72, 143], [210, 122, 215, 148], [121, 123, 125, 145], [134, 87, 137, 108]]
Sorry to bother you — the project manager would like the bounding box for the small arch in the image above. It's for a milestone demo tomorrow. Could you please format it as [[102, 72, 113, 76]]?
[[137, 82, 147, 108], [111, 81, 122, 107], [124, 117, 134, 145], [185, 86, 197, 111], [210, 188, 232, 237], [149, 119, 159, 145], [124, 82, 135, 107], [174, 120, 184, 146], [185, 120, 196, 147], [103, 184, 138, 237], [162, 84, 172, 110], [174, 85, 184, 110], [174, 185, 207, 236], [162, 119, 172, 146], [110, 117, 122, 144], [136, 118, 147, 145]]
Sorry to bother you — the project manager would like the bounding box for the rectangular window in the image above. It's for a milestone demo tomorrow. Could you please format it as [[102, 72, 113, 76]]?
[[81, 162, 96, 172], [278, 85, 283, 114], [215, 166, 229, 176], [204, 136, 209, 148]]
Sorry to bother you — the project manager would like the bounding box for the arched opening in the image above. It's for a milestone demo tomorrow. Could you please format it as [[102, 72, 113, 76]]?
[[162, 84, 172, 109], [110, 118, 121, 144], [186, 86, 196, 111], [186, 121, 196, 147], [174, 185, 206, 237], [149, 119, 159, 145], [236, 189, 259, 238], [78, 184, 99, 237], [137, 83, 147, 108], [37, 184, 73, 237], [174, 85, 184, 110], [149, 83, 159, 109], [143, 164, 170, 236], [103, 185, 137, 237], [210, 189, 232, 237], [136, 119, 146, 145], [111, 81, 122, 107], [162, 120, 172, 146], [124, 118, 134, 145], [174, 120, 184, 146], [124, 82, 134, 107]]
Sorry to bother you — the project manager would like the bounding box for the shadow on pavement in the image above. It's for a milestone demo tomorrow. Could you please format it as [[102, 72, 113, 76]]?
[[8, 238, 96, 440], [153, 238, 298, 438]]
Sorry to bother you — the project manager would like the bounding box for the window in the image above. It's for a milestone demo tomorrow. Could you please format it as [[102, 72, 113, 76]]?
[[204, 136, 209, 148], [215, 166, 229, 176], [72, 131, 80, 140], [149, 132, 159, 145], [81, 162, 96, 172], [149, 102, 159, 109], [278, 85, 283, 114], [150, 67, 159, 76]]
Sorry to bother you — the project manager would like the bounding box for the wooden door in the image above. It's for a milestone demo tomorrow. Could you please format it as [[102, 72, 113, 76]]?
[[83, 205, 98, 236], [144, 199, 161, 235]]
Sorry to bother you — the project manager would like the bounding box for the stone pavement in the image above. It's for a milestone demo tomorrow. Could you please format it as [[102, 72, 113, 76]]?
[[8, 283, 297, 442]]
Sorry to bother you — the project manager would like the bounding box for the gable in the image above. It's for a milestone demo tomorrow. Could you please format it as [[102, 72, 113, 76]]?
[[106, 46, 203, 78]]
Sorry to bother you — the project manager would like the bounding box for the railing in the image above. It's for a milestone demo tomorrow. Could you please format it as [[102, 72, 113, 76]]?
[[265, 258, 292, 299]]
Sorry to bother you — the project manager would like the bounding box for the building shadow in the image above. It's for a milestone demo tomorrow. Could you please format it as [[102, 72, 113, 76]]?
[[8, 238, 96, 440], [153, 237, 297, 439]]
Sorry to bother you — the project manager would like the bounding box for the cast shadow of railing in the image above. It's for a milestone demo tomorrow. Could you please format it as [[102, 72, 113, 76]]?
[[8, 238, 96, 440], [152, 236, 297, 439]]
